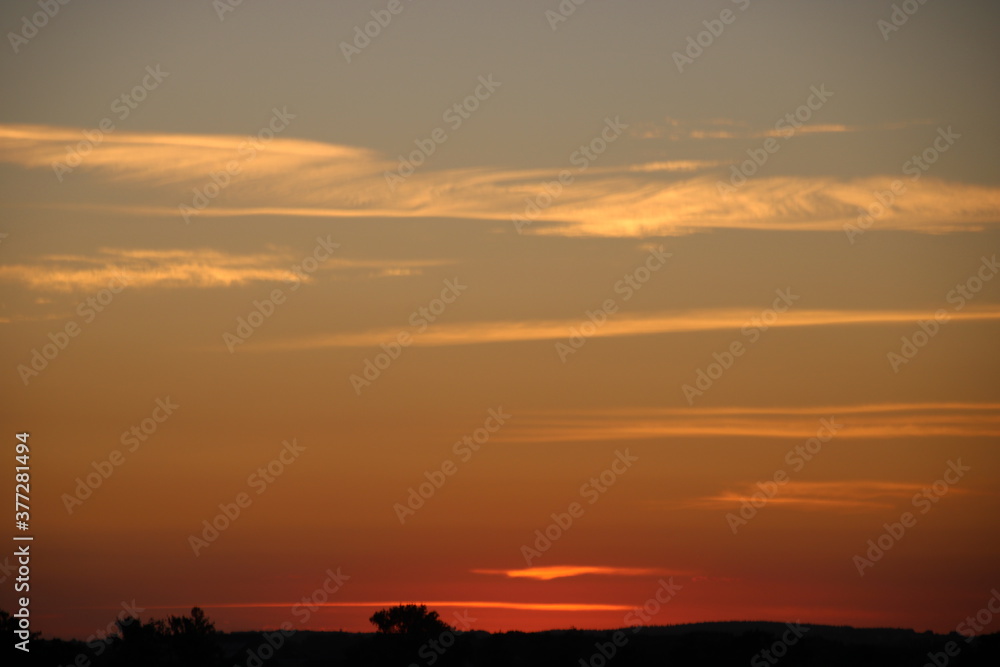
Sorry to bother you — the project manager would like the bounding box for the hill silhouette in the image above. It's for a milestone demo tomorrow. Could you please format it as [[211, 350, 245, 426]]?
[[12, 605, 1000, 667]]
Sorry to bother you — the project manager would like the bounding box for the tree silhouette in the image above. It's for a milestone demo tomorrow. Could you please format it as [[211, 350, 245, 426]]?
[[1, 608, 41, 643], [166, 605, 215, 637], [369, 604, 452, 636], [112, 606, 221, 666]]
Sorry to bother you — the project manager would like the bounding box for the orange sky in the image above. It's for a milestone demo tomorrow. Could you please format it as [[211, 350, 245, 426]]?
[[1, 0, 999, 641]]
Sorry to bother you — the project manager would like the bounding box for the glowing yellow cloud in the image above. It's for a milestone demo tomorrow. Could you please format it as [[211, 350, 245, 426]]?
[[472, 566, 686, 581]]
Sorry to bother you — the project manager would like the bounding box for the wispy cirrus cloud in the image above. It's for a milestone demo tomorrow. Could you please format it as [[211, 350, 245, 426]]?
[[0, 247, 449, 293], [695, 479, 970, 512], [625, 160, 730, 173], [0, 248, 295, 292], [2, 123, 998, 237], [472, 566, 689, 581], [631, 116, 933, 141], [501, 403, 1000, 443], [244, 306, 1000, 352], [0, 123, 381, 189]]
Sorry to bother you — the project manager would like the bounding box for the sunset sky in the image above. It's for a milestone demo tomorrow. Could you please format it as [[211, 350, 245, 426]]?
[[1, 0, 999, 640]]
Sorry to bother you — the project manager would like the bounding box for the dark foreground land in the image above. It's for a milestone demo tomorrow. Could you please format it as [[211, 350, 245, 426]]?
[[23, 621, 1000, 667]]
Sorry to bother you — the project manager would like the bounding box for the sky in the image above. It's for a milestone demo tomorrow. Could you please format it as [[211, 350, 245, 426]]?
[[1, 0, 999, 641]]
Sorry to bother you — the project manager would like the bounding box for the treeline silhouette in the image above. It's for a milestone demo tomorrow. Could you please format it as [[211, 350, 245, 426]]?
[[9, 604, 1000, 666]]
